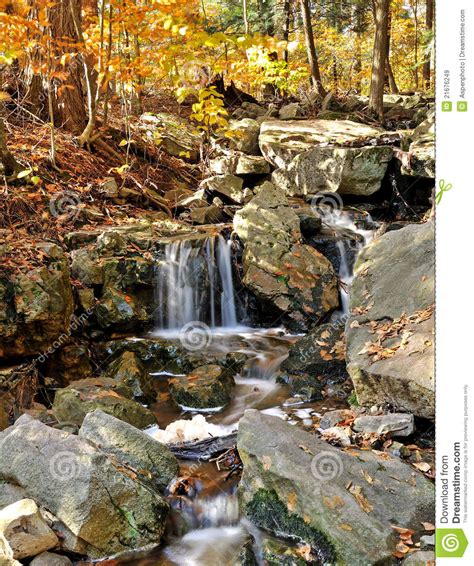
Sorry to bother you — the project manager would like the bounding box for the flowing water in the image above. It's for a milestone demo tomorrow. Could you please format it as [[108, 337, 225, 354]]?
[[91, 214, 376, 565], [155, 235, 238, 331]]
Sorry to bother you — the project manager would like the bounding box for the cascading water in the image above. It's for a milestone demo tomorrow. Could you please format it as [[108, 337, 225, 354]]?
[[155, 234, 238, 331]]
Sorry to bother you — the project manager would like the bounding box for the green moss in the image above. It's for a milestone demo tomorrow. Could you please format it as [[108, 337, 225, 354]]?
[[245, 489, 336, 564]]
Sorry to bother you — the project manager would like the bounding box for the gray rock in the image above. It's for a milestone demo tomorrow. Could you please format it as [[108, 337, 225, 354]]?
[[320, 409, 354, 430], [279, 103, 305, 120], [98, 177, 119, 199], [0, 483, 27, 511], [238, 410, 434, 566], [227, 119, 261, 154], [0, 499, 58, 560], [79, 410, 179, 493], [346, 222, 434, 418], [168, 364, 235, 410], [30, 552, 73, 566], [0, 416, 169, 557], [353, 413, 415, 437], [234, 183, 338, 331], [200, 174, 245, 204], [52, 377, 156, 428], [259, 120, 392, 196], [210, 154, 271, 176], [0, 243, 73, 360], [420, 534, 435, 548], [403, 551, 435, 565]]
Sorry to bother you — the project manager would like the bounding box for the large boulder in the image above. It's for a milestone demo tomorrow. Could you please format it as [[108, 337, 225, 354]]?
[[79, 410, 179, 493], [0, 416, 169, 557], [259, 120, 392, 196], [0, 243, 73, 360], [234, 183, 339, 330], [168, 364, 235, 410], [52, 378, 156, 428], [139, 113, 202, 162], [226, 119, 261, 154], [346, 222, 434, 418], [238, 410, 434, 565], [105, 350, 154, 399]]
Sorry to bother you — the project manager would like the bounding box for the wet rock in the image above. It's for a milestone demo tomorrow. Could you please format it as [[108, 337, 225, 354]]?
[[226, 119, 261, 154], [352, 413, 415, 437], [280, 323, 346, 382], [105, 350, 154, 399], [95, 288, 149, 330], [139, 113, 202, 162], [0, 243, 73, 360], [0, 499, 58, 560], [30, 552, 73, 566], [43, 341, 93, 386], [210, 154, 271, 176], [297, 212, 322, 238], [0, 416, 169, 557], [238, 410, 434, 565], [234, 184, 339, 331], [79, 410, 179, 493], [169, 364, 235, 410], [200, 174, 245, 204], [261, 537, 307, 565], [259, 120, 392, 196], [403, 551, 435, 565], [52, 378, 156, 428], [346, 222, 434, 418]]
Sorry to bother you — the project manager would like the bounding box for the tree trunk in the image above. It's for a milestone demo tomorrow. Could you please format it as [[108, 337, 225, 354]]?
[[422, 0, 434, 89], [300, 0, 326, 96], [385, 6, 399, 93], [242, 0, 249, 34], [369, 0, 390, 118], [0, 114, 20, 176], [49, 0, 87, 133]]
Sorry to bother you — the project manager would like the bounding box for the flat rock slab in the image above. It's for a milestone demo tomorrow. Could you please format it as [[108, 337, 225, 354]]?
[[0, 416, 169, 558], [346, 222, 434, 418], [238, 410, 434, 566], [79, 410, 179, 493], [259, 120, 392, 196], [353, 413, 415, 437]]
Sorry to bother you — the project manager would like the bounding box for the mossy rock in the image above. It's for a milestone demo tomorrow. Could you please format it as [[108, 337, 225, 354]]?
[[52, 378, 156, 429], [168, 364, 235, 409]]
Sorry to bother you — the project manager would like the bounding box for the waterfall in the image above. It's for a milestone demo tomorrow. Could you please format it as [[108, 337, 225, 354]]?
[[155, 234, 239, 331], [324, 211, 376, 319]]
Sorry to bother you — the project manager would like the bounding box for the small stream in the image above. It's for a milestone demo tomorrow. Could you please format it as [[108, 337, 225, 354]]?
[[91, 209, 376, 565]]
